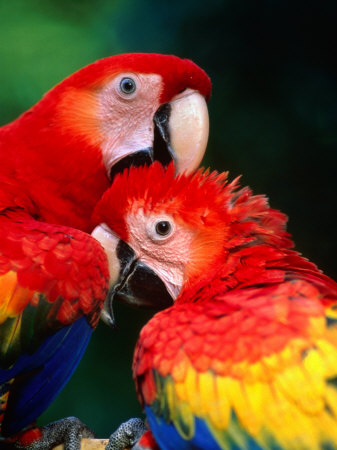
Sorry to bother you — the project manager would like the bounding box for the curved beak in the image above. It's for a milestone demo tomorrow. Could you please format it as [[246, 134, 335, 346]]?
[[109, 89, 209, 182], [153, 89, 209, 174], [92, 225, 173, 327]]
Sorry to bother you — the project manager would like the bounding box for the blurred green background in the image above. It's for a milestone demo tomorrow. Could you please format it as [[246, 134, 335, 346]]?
[[0, 0, 336, 438]]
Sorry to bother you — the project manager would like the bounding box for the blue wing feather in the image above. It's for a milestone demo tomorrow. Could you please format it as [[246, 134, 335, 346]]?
[[145, 407, 265, 450], [145, 407, 223, 450], [0, 317, 92, 436]]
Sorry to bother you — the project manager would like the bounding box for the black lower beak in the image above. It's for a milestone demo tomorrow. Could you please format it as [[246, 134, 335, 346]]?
[[106, 241, 173, 326], [109, 149, 154, 182], [113, 260, 174, 309]]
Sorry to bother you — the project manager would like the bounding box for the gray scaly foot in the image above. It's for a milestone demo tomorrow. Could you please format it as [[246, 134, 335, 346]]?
[[106, 418, 147, 450]]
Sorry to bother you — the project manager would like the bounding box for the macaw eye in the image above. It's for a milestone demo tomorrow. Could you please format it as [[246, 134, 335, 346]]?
[[155, 220, 172, 236], [119, 77, 137, 95], [146, 216, 175, 242]]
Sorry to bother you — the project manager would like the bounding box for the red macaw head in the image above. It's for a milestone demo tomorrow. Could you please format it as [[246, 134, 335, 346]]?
[[51, 53, 211, 176], [12, 53, 211, 179], [92, 163, 291, 325]]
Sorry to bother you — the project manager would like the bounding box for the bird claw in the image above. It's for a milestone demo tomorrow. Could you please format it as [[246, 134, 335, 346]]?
[[105, 418, 147, 450], [4, 416, 96, 450], [52, 416, 96, 450]]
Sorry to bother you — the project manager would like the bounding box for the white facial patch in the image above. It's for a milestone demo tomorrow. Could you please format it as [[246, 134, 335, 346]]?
[[126, 210, 195, 300], [97, 73, 162, 175]]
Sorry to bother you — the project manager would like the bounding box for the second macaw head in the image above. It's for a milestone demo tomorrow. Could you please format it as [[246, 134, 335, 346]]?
[[92, 163, 291, 325]]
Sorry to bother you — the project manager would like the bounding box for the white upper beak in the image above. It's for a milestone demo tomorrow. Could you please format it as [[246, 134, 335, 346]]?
[[169, 88, 209, 173]]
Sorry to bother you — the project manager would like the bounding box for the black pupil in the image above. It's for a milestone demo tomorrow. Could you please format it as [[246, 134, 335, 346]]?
[[121, 78, 135, 94], [155, 221, 171, 236]]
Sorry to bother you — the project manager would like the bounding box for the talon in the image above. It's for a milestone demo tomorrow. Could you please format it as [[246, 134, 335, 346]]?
[[106, 418, 146, 450], [4, 417, 95, 450], [45, 417, 96, 450]]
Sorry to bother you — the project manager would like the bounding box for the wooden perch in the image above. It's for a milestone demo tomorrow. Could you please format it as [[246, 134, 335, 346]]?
[[54, 438, 109, 449]]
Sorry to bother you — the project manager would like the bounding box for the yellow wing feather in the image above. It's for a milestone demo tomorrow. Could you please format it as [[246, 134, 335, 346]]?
[[155, 316, 337, 449], [0, 271, 34, 325]]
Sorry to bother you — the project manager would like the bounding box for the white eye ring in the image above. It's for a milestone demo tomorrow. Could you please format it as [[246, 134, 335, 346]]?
[[146, 216, 175, 242]]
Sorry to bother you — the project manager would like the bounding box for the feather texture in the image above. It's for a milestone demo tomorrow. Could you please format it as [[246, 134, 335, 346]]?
[[0, 211, 108, 435]]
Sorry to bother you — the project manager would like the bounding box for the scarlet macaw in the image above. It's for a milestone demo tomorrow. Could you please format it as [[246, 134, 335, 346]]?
[[0, 54, 211, 448], [93, 163, 337, 450]]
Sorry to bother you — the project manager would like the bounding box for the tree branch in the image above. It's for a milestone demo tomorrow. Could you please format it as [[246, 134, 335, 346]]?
[[54, 438, 109, 449]]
